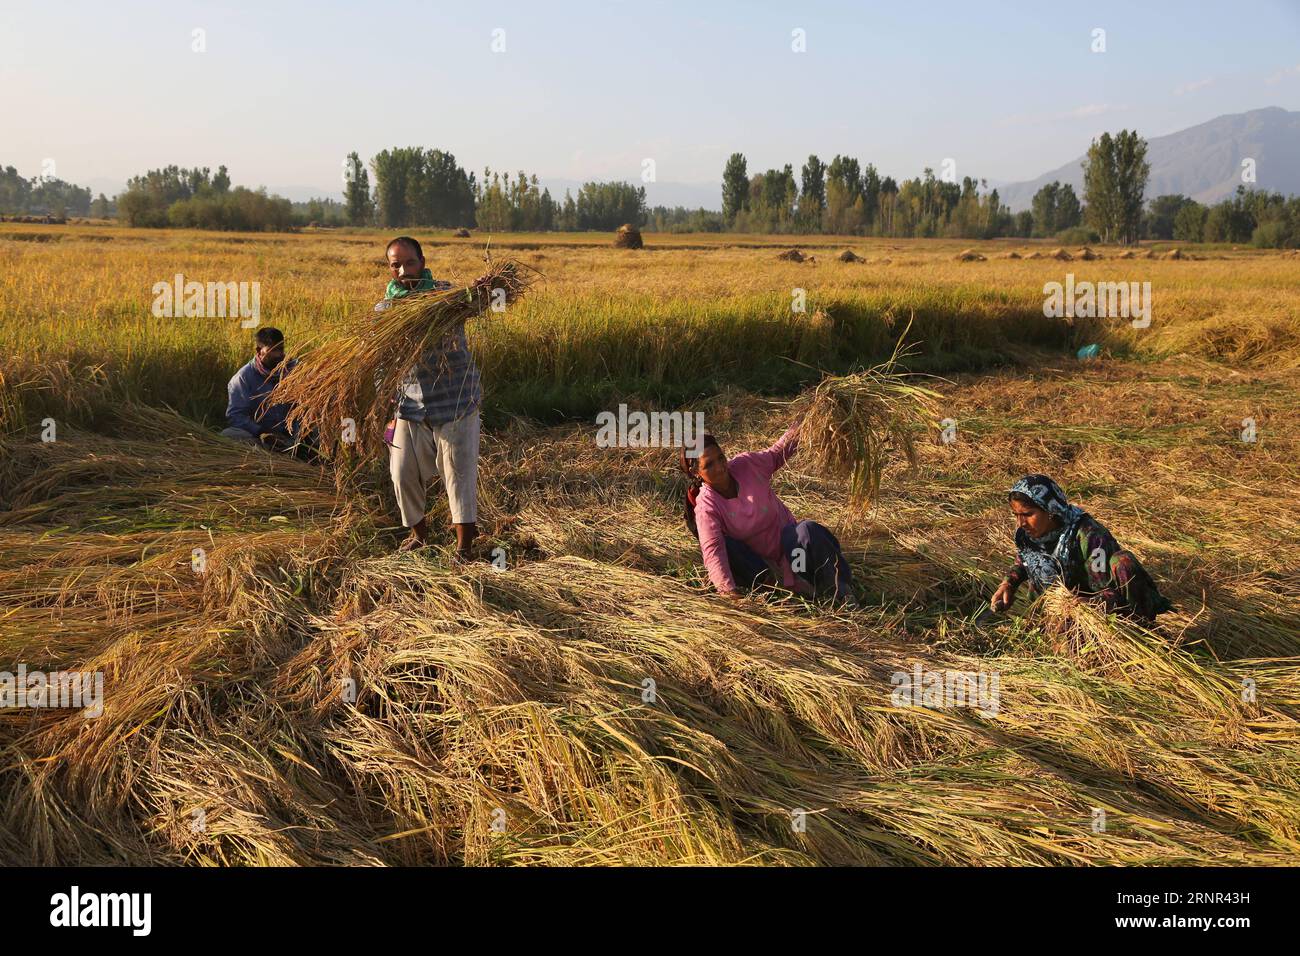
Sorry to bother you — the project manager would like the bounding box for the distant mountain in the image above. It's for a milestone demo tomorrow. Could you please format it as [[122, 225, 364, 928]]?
[[999, 107, 1300, 211]]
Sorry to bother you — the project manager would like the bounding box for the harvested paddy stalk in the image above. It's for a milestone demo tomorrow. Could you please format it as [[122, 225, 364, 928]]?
[[269, 260, 540, 456], [790, 349, 942, 506]]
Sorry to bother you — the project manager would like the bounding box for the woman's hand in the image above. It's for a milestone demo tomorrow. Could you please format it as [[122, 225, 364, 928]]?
[[990, 580, 1017, 613]]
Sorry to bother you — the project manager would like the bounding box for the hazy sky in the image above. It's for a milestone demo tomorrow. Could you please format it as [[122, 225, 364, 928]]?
[[3, 0, 1299, 198]]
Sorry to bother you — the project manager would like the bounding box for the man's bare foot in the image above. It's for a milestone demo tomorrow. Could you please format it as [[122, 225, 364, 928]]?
[[397, 533, 428, 553]]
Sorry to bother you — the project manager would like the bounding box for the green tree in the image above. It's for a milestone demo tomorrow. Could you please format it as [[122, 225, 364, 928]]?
[[799, 154, 826, 228], [1202, 187, 1256, 244], [1055, 183, 1082, 231], [1172, 201, 1206, 242], [370, 147, 475, 228], [574, 180, 646, 230], [1082, 130, 1149, 244], [343, 152, 371, 226], [721, 153, 748, 224], [1145, 194, 1192, 240]]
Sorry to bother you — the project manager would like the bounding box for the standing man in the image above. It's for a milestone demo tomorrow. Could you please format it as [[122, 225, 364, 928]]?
[[379, 236, 481, 557]]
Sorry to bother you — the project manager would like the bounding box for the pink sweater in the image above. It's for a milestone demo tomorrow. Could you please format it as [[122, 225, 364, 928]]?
[[694, 424, 800, 593]]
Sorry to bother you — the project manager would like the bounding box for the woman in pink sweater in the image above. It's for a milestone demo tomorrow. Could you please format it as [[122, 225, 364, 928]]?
[[681, 419, 854, 605]]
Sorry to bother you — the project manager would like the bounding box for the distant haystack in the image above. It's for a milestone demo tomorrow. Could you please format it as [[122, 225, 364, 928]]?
[[1003, 251, 1022, 259], [1023, 251, 1044, 260], [1145, 249, 1160, 259], [955, 248, 986, 262], [1077, 247, 1100, 260], [1164, 248, 1186, 260], [838, 250, 865, 263], [614, 224, 643, 249], [1049, 248, 1073, 261], [1116, 250, 1137, 259], [777, 248, 807, 262], [453, 228, 471, 238]]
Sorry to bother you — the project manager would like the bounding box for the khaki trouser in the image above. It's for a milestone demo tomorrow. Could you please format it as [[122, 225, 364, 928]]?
[[388, 413, 480, 527]]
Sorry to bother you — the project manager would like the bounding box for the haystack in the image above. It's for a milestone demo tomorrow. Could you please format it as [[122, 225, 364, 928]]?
[[838, 250, 864, 263], [1023, 251, 1044, 260], [613, 224, 643, 249], [1049, 248, 1073, 261], [1164, 248, 1185, 260], [1077, 247, 1099, 260], [1003, 251, 1022, 259], [777, 248, 807, 262], [453, 228, 471, 238], [955, 249, 986, 262], [1116, 250, 1137, 259]]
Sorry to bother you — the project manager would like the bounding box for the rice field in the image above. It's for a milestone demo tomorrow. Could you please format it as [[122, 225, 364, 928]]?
[[1, 222, 1298, 865]]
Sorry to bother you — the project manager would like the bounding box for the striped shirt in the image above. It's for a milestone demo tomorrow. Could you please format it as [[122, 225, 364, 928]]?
[[375, 281, 482, 426]]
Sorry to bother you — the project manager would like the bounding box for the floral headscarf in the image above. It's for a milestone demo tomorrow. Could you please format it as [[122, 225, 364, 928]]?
[[1009, 474, 1088, 589]]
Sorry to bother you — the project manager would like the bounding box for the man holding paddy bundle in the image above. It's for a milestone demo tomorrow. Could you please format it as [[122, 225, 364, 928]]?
[[377, 236, 482, 557], [679, 417, 857, 607]]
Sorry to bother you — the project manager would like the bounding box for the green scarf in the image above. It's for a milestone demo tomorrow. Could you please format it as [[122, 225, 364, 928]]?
[[386, 267, 436, 300]]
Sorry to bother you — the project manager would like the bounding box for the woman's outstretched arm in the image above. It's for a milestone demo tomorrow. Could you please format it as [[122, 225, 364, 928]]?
[[745, 417, 804, 479]]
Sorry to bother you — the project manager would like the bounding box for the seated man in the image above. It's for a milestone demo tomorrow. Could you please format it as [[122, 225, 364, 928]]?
[[221, 326, 301, 453]]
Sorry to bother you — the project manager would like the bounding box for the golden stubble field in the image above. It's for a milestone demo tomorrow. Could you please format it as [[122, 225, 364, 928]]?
[[1, 223, 1298, 865]]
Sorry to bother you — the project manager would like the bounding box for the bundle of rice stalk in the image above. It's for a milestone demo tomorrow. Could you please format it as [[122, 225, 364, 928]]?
[[788, 339, 942, 507], [613, 223, 643, 249], [269, 259, 540, 457]]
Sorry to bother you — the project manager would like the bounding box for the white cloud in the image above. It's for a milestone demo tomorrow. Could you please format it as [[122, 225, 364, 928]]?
[[1174, 77, 1214, 95], [1265, 63, 1300, 84]]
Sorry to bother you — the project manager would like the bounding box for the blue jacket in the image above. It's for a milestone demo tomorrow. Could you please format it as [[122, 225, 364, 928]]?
[[226, 357, 297, 438]]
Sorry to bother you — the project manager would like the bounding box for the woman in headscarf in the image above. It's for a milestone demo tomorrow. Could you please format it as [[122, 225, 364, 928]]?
[[990, 474, 1172, 622], [680, 418, 856, 606]]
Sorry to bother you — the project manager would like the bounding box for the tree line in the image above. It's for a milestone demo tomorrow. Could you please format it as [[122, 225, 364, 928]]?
[[1145, 187, 1300, 247], [721, 152, 1018, 239], [715, 130, 1153, 243], [9, 129, 1299, 246], [0, 165, 95, 218], [101, 148, 649, 233]]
